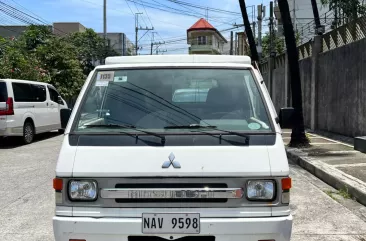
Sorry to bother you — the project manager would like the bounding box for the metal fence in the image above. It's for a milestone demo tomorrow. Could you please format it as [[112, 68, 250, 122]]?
[[261, 14, 366, 67]]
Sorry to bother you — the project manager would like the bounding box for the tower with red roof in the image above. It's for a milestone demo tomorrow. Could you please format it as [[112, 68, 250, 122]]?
[[187, 18, 227, 55]]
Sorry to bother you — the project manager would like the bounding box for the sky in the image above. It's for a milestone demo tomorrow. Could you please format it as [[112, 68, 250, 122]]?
[[4, 0, 272, 55]]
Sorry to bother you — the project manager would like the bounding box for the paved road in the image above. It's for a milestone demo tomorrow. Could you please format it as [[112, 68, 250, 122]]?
[[1, 135, 366, 241]]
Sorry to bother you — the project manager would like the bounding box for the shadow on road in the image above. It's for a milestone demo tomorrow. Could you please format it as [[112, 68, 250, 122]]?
[[0, 132, 61, 149]]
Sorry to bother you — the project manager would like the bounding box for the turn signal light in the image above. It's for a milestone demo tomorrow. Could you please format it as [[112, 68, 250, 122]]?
[[281, 177, 292, 190], [53, 178, 63, 191]]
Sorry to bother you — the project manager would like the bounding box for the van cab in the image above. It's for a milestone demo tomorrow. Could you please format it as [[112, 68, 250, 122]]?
[[0, 79, 68, 144], [53, 55, 293, 241]]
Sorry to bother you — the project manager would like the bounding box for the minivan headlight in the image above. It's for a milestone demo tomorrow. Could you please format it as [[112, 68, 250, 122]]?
[[246, 180, 275, 201], [69, 180, 98, 201]]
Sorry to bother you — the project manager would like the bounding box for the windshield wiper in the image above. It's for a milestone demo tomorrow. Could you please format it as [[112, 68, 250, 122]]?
[[164, 124, 250, 144], [83, 124, 166, 144], [164, 124, 217, 129]]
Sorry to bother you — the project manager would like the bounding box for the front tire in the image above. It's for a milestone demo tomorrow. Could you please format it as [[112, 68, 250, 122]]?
[[23, 121, 34, 144]]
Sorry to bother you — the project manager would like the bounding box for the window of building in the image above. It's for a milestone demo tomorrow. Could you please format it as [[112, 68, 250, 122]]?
[[197, 36, 207, 45]]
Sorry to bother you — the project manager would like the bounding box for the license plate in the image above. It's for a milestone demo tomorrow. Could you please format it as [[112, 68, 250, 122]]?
[[142, 213, 200, 234]]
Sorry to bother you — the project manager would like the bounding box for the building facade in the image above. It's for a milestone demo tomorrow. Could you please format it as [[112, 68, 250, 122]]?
[[187, 18, 227, 55], [97, 32, 135, 56], [0, 25, 52, 39], [53, 22, 86, 36]]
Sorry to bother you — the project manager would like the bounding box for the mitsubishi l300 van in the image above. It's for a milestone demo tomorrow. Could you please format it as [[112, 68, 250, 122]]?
[[53, 55, 293, 241]]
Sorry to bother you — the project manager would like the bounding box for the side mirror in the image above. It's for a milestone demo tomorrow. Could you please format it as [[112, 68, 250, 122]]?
[[58, 96, 64, 105], [60, 108, 72, 129], [279, 107, 294, 129]]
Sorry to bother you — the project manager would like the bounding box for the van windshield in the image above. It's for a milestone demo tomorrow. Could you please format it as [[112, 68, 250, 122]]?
[[0, 82, 7, 102], [74, 68, 273, 133]]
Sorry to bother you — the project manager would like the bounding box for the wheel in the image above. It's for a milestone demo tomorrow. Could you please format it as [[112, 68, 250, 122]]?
[[23, 121, 34, 144], [58, 129, 65, 134]]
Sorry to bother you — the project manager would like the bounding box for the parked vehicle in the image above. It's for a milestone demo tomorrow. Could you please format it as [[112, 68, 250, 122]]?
[[53, 55, 293, 241], [0, 79, 68, 144]]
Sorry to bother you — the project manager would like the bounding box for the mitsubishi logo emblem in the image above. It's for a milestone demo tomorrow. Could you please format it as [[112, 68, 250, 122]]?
[[162, 153, 181, 169]]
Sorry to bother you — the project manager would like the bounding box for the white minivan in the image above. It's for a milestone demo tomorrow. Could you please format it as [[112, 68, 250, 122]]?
[[53, 55, 293, 241], [0, 79, 68, 144]]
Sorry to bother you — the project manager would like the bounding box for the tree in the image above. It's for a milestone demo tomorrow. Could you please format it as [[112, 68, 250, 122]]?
[[67, 29, 119, 75], [0, 36, 49, 81], [35, 36, 85, 99], [321, 0, 366, 27], [278, 0, 310, 147], [261, 33, 285, 58]]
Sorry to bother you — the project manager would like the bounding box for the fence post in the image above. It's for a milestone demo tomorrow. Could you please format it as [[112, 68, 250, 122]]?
[[310, 35, 322, 130]]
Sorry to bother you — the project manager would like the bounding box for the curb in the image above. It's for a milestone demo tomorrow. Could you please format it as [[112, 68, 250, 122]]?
[[286, 147, 366, 206]]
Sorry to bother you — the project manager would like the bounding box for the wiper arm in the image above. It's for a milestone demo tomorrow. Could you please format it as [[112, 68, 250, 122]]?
[[84, 124, 166, 144], [164, 124, 249, 144], [164, 124, 217, 129]]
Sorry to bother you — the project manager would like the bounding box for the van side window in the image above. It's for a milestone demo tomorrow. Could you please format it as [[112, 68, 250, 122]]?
[[12, 83, 33, 102], [31, 84, 46, 102], [0, 82, 7, 102], [48, 87, 59, 103]]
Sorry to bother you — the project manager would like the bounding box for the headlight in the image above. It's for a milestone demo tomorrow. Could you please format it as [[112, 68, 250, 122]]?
[[69, 180, 98, 201], [246, 180, 275, 201]]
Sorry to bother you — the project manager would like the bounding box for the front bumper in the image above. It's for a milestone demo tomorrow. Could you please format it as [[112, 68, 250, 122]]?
[[53, 215, 293, 241]]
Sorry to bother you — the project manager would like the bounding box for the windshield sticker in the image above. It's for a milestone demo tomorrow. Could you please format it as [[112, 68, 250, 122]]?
[[114, 76, 127, 82], [248, 123, 261, 130], [96, 71, 114, 86]]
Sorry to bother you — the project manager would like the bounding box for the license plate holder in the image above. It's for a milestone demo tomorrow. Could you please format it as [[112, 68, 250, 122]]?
[[142, 213, 200, 234]]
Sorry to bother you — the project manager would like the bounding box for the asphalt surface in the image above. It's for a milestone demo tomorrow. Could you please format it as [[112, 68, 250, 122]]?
[[1, 134, 366, 241]]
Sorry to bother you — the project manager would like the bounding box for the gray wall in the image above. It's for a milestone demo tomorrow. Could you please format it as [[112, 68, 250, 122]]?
[[264, 37, 366, 137], [317, 38, 366, 137]]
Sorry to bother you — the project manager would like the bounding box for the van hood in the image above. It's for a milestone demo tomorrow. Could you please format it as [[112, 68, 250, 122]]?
[[72, 146, 272, 177]]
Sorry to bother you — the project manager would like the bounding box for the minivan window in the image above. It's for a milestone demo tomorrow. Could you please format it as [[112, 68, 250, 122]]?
[[12, 83, 47, 102], [32, 84, 46, 102], [74, 68, 272, 133], [0, 82, 7, 102], [48, 87, 59, 103], [12, 83, 34, 102]]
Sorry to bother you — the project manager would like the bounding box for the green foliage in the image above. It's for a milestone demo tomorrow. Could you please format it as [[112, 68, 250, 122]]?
[[321, 0, 366, 26], [35, 36, 85, 99], [0, 26, 122, 99]]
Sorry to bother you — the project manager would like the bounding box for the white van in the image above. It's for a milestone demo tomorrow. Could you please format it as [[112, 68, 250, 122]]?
[[53, 55, 293, 241], [0, 79, 68, 144]]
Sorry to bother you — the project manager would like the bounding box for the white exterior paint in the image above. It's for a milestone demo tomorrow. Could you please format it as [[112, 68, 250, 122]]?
[[0, 79, 68, 140], [54, 55, 292, 241]]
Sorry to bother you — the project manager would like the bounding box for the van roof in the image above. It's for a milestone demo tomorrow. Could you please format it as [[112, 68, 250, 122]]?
[[105, 55, 251, 65], [0, 79, 50, 86]]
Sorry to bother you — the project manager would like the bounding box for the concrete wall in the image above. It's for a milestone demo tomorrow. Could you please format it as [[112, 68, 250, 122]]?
[[317, 38, 366, 137], [265, 36, 366, 137]]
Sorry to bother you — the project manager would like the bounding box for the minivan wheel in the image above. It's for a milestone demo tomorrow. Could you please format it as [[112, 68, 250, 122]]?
[[23, 122, 34, 144]]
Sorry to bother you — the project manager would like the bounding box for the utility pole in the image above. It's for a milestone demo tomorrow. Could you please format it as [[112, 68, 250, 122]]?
[[135, 13, 154, 55], [310, 0, 324, 35], [293, 0, 296, 31], [150, 32, 156, 55], [135, 13, 142, 55], [230, 31, 234, 55], [102, 0, 107, 64], [278, 0, 309, 147], [257, 4, 265, 60], [269, 1, 275, 96], [238, 0, 259, 63], [234, 32, 238, 55]]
